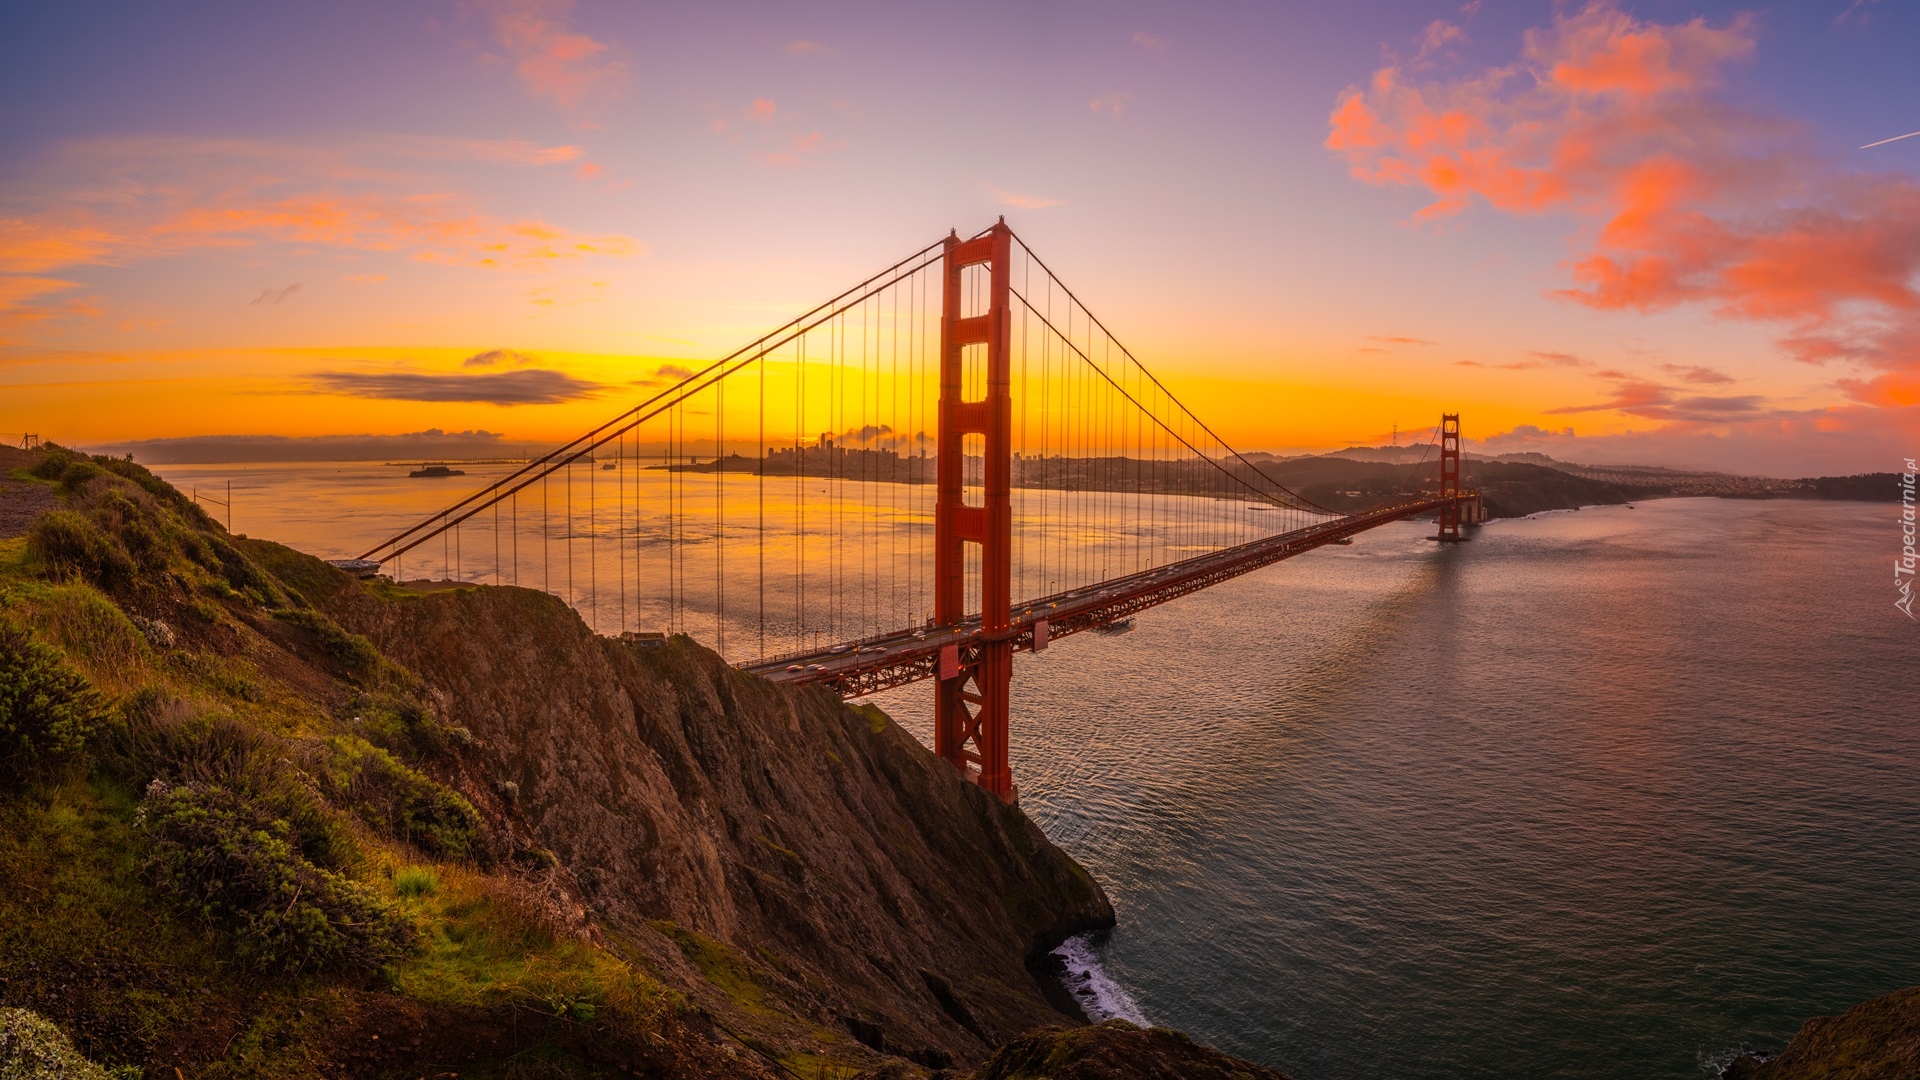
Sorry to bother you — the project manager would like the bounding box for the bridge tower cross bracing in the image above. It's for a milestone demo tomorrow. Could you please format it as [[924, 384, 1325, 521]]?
[[934, 221, 1017, 802], [1438, 412, 1464, 542]]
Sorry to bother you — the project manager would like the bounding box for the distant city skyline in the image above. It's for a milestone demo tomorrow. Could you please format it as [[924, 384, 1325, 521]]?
[[2, 0, 1916, 477]]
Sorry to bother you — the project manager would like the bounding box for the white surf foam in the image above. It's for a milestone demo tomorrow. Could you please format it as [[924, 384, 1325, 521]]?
[[1050, 933, 1149, 1026]]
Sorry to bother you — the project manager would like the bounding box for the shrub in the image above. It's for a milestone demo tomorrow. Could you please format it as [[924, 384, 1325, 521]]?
[[272, 608, 379, 674], [0, 619, 110, 784], [393, 865, 440, 897], [27, 511, 135, 592], [112, 698, 359, 871], [27, 446, 80, 480], [140, 779, 413, 974], [320, 736, 484, 861], [57, 459, 107, 494], [0, 1007, 136, 1080]]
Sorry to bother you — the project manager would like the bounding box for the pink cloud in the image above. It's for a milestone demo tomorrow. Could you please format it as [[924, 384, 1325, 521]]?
[[992, 187, 1066, 210], [1479, 404, 1917, 476], [1326, 1, 1920, 414], [747, 98, 778, 121], [478, 0, 624, 111], [757, 131, 832, 169]]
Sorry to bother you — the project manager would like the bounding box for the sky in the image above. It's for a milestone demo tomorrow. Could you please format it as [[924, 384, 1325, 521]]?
[[1, 0, 1916, 476]]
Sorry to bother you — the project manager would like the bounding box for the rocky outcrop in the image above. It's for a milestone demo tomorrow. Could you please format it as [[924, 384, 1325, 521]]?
[[961, 1020, 1297, 1080], [1723, 986, 1920, 1080], [320, 579, 1114, 1068]]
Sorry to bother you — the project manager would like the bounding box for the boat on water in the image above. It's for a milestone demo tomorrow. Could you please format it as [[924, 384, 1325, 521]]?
[[601, 462, 617, 471], [1093, 618, 1135, 636], [408, 465, 466, 478], [1331, 537, 1354, 545]]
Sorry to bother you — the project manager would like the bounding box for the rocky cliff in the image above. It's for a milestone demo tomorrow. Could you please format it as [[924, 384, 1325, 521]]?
[[301, 565, 1116, 1068], [1, 444, 1115, 1078]]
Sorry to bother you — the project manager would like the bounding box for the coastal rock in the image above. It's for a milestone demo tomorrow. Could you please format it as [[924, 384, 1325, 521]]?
[[315, 575, 1116, 1067], [1731, 986, 1920, 1080], [967, 1019, 1297, 1080]]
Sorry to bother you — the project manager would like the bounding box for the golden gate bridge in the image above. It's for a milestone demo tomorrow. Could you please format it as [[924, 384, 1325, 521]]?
[[355, 221, 1481, 802]]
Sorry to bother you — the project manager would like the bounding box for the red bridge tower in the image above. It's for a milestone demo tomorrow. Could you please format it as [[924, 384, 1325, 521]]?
[[1438, 412, 1464, 542], [934, 222, 1017, 801]]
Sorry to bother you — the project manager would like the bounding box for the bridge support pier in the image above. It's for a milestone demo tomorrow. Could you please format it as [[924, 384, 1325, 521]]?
[[934, 221, 1017, 802]]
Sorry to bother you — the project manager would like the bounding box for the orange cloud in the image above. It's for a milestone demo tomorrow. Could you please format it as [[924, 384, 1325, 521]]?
[[0, 137, 642, 341], [1328, 0, 1920, 410], [747, 98, 778, 121], [478, 0, 624, 111]]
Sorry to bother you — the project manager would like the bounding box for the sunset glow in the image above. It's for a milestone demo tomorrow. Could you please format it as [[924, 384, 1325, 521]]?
[[2, 1, 1915, 474]]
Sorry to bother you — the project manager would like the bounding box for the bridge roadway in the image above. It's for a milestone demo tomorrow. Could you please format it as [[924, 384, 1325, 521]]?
[[742, 495, 1463, 698]]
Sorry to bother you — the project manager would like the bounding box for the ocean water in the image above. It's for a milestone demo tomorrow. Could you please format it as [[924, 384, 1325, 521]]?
[[873, 496, 1919, 1079], [146, 462, 1918, 1078]]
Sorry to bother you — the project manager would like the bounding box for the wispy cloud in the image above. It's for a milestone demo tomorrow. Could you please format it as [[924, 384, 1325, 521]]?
[[1089, 94, 1133, 117], [1364, 335, 1435, 346], [248, 284, 301, 307], [992, 187, 1066, 210], [309, 367, 604, 405], [785, 40, 829, 56], [461, 348, 539, 368], [475, 0, 625, 111], [1658, 362, 1735, 384], [0, 136, 644, 338], [757, 131, 832, 169], [1132, 32, 1166, 52]]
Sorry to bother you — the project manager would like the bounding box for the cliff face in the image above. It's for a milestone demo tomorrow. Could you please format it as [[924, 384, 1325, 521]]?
[[314, 576, 1113, 1068]]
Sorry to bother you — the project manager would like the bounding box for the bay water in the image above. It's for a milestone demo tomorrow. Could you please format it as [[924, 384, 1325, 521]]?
[[148, 462, 1918, 1079]]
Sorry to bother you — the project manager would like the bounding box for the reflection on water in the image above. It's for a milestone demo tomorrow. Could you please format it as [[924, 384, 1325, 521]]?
[[151, 464, 1916, 1079], [150, 459, 1326, 663], [876, 498, 1917, 1079]]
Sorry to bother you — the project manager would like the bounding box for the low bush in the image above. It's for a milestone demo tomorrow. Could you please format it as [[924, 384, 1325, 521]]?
[[27, 511, 135, 592], [113, 696, 360, 872], [27, 446, 80, 480], [140, 778, 413, 974], [0, 619, 110, 785], [320, 736, 485, 862], [272, 608, 380, 674]]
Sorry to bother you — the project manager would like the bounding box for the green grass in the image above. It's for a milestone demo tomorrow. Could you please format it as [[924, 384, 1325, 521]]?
[[393, 865, 439, 896], [647, 919, 774, 1016], [0, 451, 703, 1075], [0, 774, 234, 1074], [388, 866, 677, 1027]]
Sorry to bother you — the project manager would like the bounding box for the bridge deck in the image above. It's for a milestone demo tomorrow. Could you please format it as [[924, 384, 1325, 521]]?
[[742, 496, 1459, 697]]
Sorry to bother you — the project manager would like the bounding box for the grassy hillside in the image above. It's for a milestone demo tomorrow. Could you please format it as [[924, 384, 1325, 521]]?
[[0, 445, 791, 1078], [0, 443, 1125, 1080]]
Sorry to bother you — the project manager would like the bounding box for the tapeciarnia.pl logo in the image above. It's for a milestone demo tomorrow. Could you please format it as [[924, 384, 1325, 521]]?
[[1898, 459, 1917, 619]]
